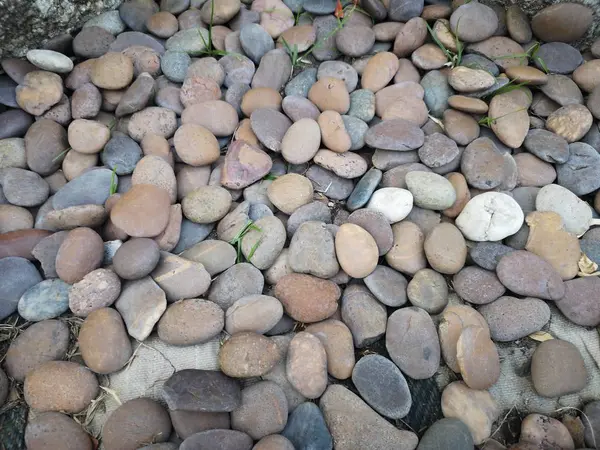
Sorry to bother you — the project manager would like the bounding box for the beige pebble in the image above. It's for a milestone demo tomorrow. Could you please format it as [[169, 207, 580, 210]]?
[[317, 110, 352, 153], [335, 223, 378, 278]]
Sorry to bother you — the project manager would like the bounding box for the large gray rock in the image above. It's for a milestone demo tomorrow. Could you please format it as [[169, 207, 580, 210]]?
[[0, 0, 123, 58]]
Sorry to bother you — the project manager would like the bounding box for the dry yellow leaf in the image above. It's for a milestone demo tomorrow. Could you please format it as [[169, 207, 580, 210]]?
[[578, 253, 600, 277], [528, 331, 554, 342]]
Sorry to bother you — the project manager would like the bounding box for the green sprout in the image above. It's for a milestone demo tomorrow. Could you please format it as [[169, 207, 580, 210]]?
[[263, 173, 279, 181], [109, 165, 118, 195], [196, 0, 234, 57], [229, 220, 262, 263]]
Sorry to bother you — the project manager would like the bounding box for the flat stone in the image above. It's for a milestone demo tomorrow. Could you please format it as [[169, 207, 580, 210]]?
[[531, 340, 587, 397], [288, 221, 339, 279], [450, 2, 498, 43], [226, 295, 283, 335], [53, 168, 114, 210], [407, 268, 448, 313], [417, 418, 474, 450], [180, 430, 253, 450], [219, 332, 280, 378], [275, 273, 339, 322], [151, 252, 211, 302], [208, 263, 264, 310], [352, 354, 412, 419], [158, 298, 223, 345], [282, 402, 333, 450], [232, 381, 288, 440], [479, 296, 551, 341], [420, 70, 453, 117], [531, 3, 593, 43], [169, 410, 230, 441], [251, 49, 292, 92], [286, 332, 327, 399], [556, 277, 600, 326], [320, 385, 418, 450], [456, 325, 500, 390], [541, 74, 583, 107], [365, 118, 425, 151], [536, 42, 583, 75], [163, 369, 241, 412]]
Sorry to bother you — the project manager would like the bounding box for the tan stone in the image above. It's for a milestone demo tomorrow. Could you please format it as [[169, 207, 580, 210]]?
[[385, 221, 426, 275], [241, 88, 283, 117], [174, 123, 220, 166], [16, 71, 63, 115], [111, 184, 171, 237], [335, 223, 378, 278], [505, 66, 549, 85], [448, 95, 488, 114], [274, 273, 340, 323], [91, 52, 134, 89], [318, 110, 352, 153], [361, 52, 399, 93], [286, 332, 327, 399], [308, 77, 350, 113], [546, 104, 593, 143], [443, 172, 470, 218], [219, 332, 280, 377], [456, 326, 500, 390], [448, 66, 496, 92], [267, 173, 313, 214]]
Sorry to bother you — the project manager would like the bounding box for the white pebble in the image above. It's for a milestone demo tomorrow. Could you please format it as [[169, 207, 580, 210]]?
[[26, 49, 74, 73], [455, 192, 524, 241], [367, 187, 413, 223]]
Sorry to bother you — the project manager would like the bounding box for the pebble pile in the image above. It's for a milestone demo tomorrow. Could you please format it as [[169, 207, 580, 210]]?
[[1, 0, 600, 448]]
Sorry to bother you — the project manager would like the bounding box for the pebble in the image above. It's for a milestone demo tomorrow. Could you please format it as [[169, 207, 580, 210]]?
[[362, 265, 407, 308], [25, 412, 93, 450], [219, 331, 280, 377], [547, 104, 593, 143], [26, 49, 74, 74], [24, 361, 99, 413], [340, 285, 386, 347], [456, 325, 500, 390], [240, 23, 275, 63], [557, 142, 600, 196], [4, 320, 69, 381], [102, 398, 172, 450], [536, 183, 593, 236], [317, 61, 358, 93], [15, 71, 63, 116], [420, 70, 453, 117], [78, 307, 132, 374], [162, 369, 241, 412], [335, 223, 378, 278], [180, 430, 253, 450], [584, 401, 600, 447], [531, 339, 587, 398], [407, 268, 448, 313], [17, 278, 70, 322], [536, 42, 583, 75], [111, 184, 171, 237], [479, 296, 551, 341], [366, 118, 425, 151], [282, 402, 332, 449], [151, 252, 211, 301], [441, 381, 499, 445], [520, 414, 575, 450], [232, 381, 288, 440], [68, 268, 121, 317], [417, 418, 474, 450], [497, 250, 565, 300], [352, 354, 412, 419], [556, 277, 600, 326], [2, 168, 49, 207], [286, 332, 327, 399], [169, 410, 231, 440], [252, 49, 292, 91], [455, 192, 524, 241], [450, 2, 498, 43], [267, 173, 313, 214], [226, 295, 283, 335], [288, 221, 339, 279], [386, 306, 440, 379], [275, 273, 339, 322], [112, 238, 160, 280], [181, 239, 236, 276], [531, 3, 593, 43], [320, 384, 418, 450], [208, 262, 264, 310], [55, 227, 104, 284]]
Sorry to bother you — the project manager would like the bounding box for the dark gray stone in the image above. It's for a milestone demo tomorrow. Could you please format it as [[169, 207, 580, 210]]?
[[17, 279, 71, 322], [557, 142, 600, 196], [180, 430, 253, 450], [420, 70, 454, 118], [240, 23, 275, 64], [208, 263, 264, 310], [52, 168, 115, 210], [469, 242, 515, 271], [388, 0, 424, 21], [1, 168, 49, 207], [115, 72, 155, 117], [512, 186, 540, 213], [352, 354, 412, 419], [101, 133, 143, 175], [73, 26, 115, 58], [581, 228, 600, 265], [31, 231, 69, 279], [364, 265, 408, 307], [582, 122, 600, 151], [109, 31, 165, 54], [312, 15, 341, 61], [0, 76, 18, 108], [418, 132, 460, 168], [163, 369, 242, 412], [282, 402, 333, 450], [1, 110, 37, 139], [119, 0, 159, 32], [287, 201, 332, 237], [285, 68, 318, 98], [0, 257, 42, 320], [523, 128, 570, 163], [362, 0, 387, 21], [535, 42, 583, 74], [172, 219, 214, 253], [347, 168, 382, 211], [584, 400, 600, 448], [417, 418, 473, 450]]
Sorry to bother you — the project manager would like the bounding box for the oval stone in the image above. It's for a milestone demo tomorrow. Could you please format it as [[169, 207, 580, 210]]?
[[219, 332, 280, 377]]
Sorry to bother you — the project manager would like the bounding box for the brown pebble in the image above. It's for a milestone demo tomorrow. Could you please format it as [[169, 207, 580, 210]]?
[[531, 339, 587, 398], [274, 273, 340, 323], [110, 184, 171, 237], [308, 77, 350, 113], [55, 227, 104, 284], [286, 332, 328, 399], [219, 332, 280, 378], [424, 223, 467, 274], [456, 326, 500, 390]]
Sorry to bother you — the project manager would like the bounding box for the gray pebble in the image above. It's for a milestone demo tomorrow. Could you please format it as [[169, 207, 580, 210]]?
[[18, 279, 71, 321]]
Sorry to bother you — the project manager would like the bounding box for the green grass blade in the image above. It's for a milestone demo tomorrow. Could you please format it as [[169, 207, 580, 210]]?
[[247, 238, 262, 260], [52, 147, 71, 163], [425, 22, 453, 61], [109, 165, 118, 195]]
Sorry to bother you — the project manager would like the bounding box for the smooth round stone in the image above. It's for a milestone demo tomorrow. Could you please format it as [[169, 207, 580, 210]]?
[[536, 184, 592, 236], [26, 49, 73, 73], [352, 354, 411, 419], [169, 410, 231, 440], [363, 265, 407, 308], [0, 257, 42, 318], [17, 279, 70, 321], [341, 285, 387, 348], [146, 11, 179, 38], [452, 266, 505, 305], [163, 369, 241, 413], [0, 109, 34, 139], [160, 50, 190, 83], [55, 228, 104, 284], [161, 0, 190, 14], [253, 434, 295, 450], [281, 118, 321, 164], [514, 153, 557, 187], [282, 402, 332, 449], [496, 250, 565, 300], [308, 76, 350, 113], [281, 95, 320, 122], [455, 192, 524, 242], [267, 174, 313, 215], [424, 222, 466, 275], [418, 133, 459, 169], [456, 325, 499, 390], [531, 3, 593, 43], [557, 142, 600, 196], [112, 238, 160, 280], [251, 108, 292, 152], [405, 171, 456, 211], [4, 320, 69, 381], [479, 296, 551, 341], [520, 414, 575, 450], [286, 332, 327, 399], [24, 361, 99, 413], [286, 201, 331, 237], [252, 49, 293, 92], [103, 398, 172, 450], [531, 339, 587, 397], [2, 168, 49, 207], [25, 412, 93, 450], [342, 115, 368, 151], [274, 272, 339, 323], [547, 104, 593, 143], [180, 239, 236, 276], [304, 319, 355, 380], [305, 165, 353, 201], [118, 0, 159, 31], [441, 381, 498, 445], [406, 268, 447, 313], [71, 83, 101, 120], [78, 307, 132, 374], [84, 9, 126, 34], [313, 148, 366, 178], [240, 215, 285, 269], [184, 101, 239, 137], [449, 2, 498, 42], [441, 305, 489, 370], [111, 184, 171, 237], [420, 70, 453, 117], [220, 332, 280, 378], [182, 186, 232, 224], [165, 28, 210, 56], [288, 221, 339, 279], [68, 268, 122, 317], [348, 89, 375, 122], [366, 187, 413, 223], [101, 133, 142, 175], [385, 221, 426, 275], [15, 71, 63, 116], [231, 381, 288, 440], [417, 418, 474, 450], [240, 23, 275, 64], [386, 306, 440, 379], [556, 277, 600, 326], [207, 260, 263, 306], [535, 42, 583, 75], [335, 223, 378, 278], [365, 118, 425, 151], [150, 252, 211, 302], [73, 26, 115, 59], [0, 137, 27, 169], [226, 295, 283, 335], [219, 54, 255, 88], [180, 430, 253, 450], [0, 204, 33, 233]]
